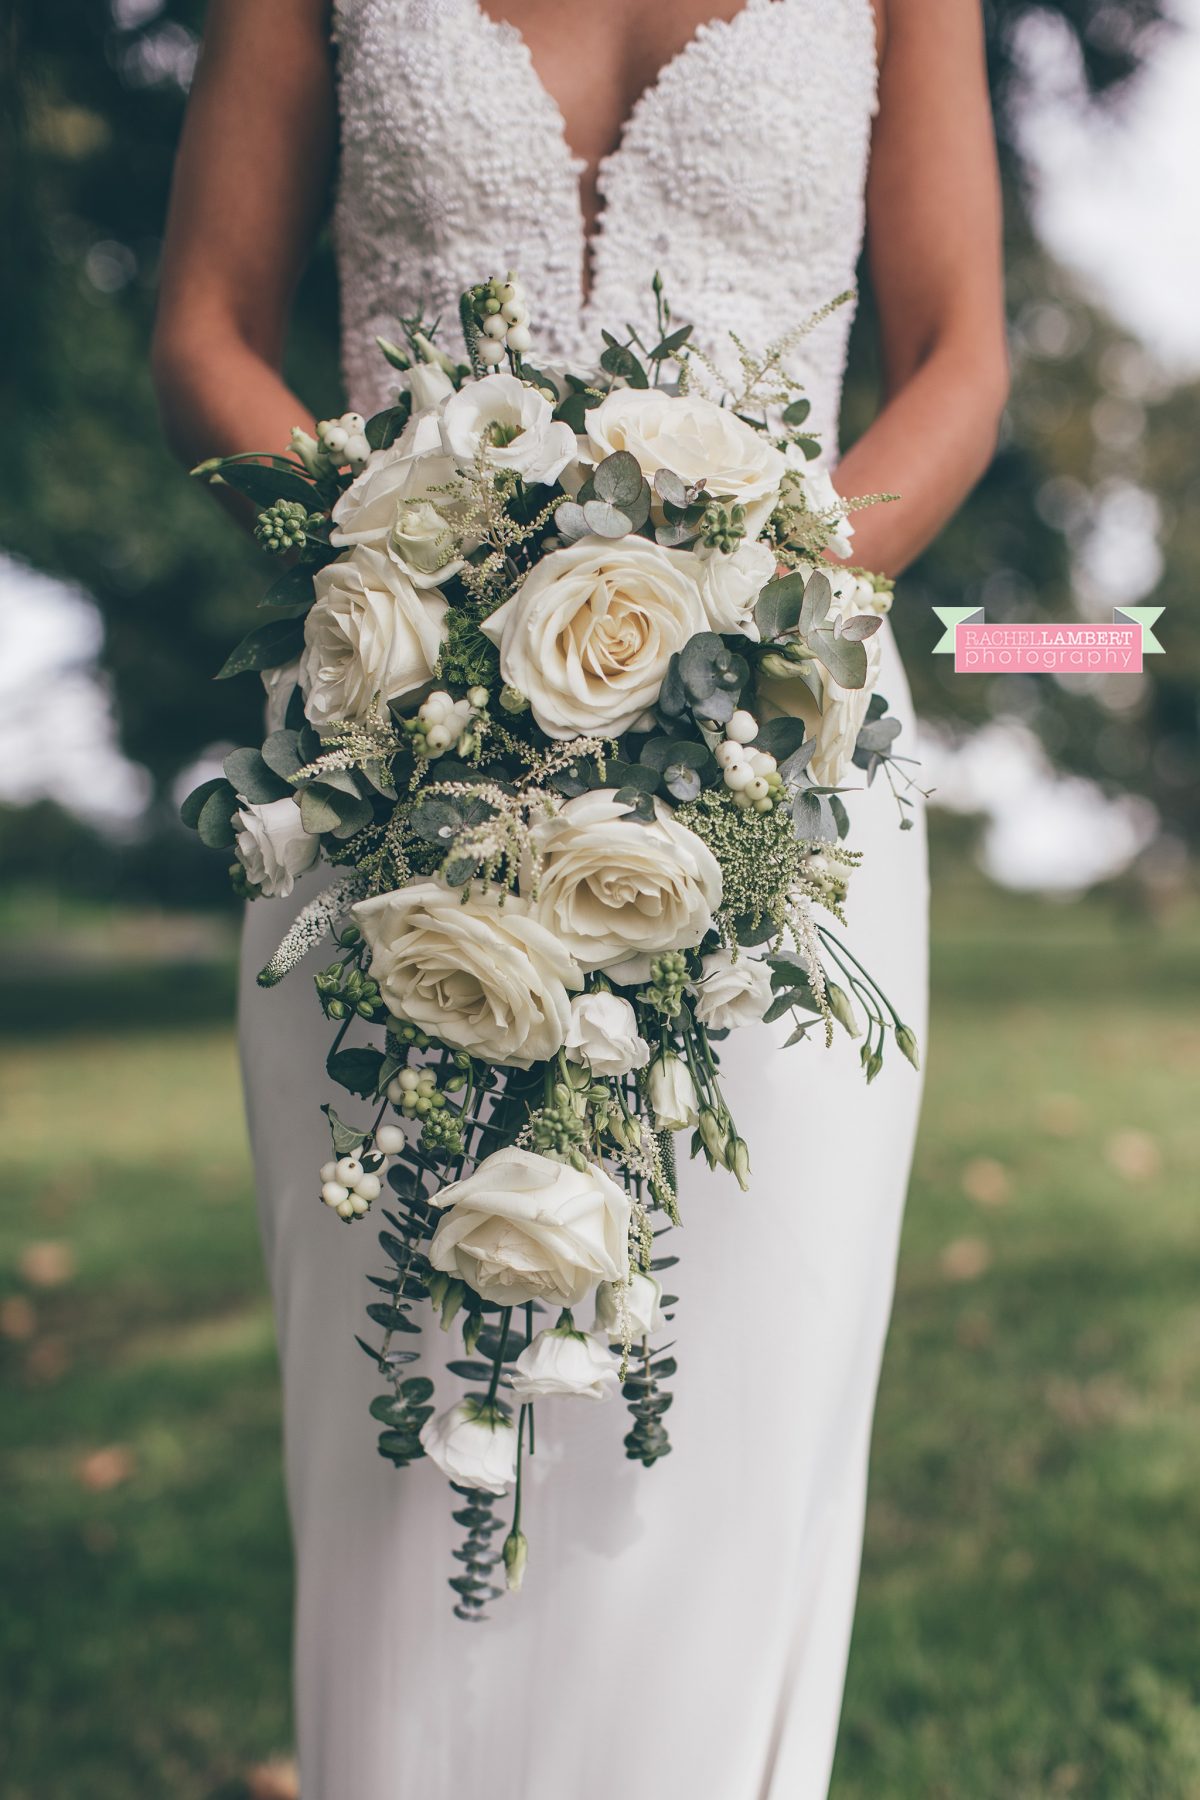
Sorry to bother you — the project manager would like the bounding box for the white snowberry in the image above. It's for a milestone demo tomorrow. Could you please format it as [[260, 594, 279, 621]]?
[[478, 338, 505, 366], [748, 750, 777, 776], [723, 762, 755, 792], [482, 314, 508, 340], [321, 1181, 349, 1207], [354, 1172, 382, 1202], [335, 1156, 363, 1186], [506, 325, 532, 353], [375, 1124, 406, 1155], [715, 740, 744, 771], [745, 776, 770, 803], [726, 710, 759, 745], [320, 1160, 337, 1184]]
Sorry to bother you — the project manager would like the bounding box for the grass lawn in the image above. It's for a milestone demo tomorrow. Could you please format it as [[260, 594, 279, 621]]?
[[1, 882, 1197, 1798]]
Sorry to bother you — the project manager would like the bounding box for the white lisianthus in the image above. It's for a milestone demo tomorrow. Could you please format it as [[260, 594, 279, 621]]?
[[526, 790, 722, 973], [647, 1053, 699, 1132], [690, 538, 778, 640], [329, 389, 461, 553], [692, 948, 774, 1031], [564, 991, 650, 1077], [782, 457, 854, 559], [440, 372, 576, 486], [353, 880, 581, 1069], [300, 547, 448, 731], [428, 1146, 630, 1308], [482, 536, 708, 739], [594, 1271, 664, 1340], [232, 796, 320, 898], [419, 1398, 517, 1495], [584, 387, 786, 534], [758, 564, 887, 786], [511, 1319, 620, 1401], [404, 360, 455, 414], [261, 658, 300, 734], [386, 499, 464, 588]]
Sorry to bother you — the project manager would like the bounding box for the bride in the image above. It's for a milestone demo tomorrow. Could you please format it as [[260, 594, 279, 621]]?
[[153, 3, 1006, 1795]]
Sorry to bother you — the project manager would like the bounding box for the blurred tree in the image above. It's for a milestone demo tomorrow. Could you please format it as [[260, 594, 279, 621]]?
[[0, 0, 1195, 889]]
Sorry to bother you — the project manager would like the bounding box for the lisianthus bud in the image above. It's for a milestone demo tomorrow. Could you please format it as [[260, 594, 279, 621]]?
[[729, 1135, 751, 1190], [895, 1023, 921, 1069], [826, 981, 861, 1037], [503, 1529, 528, 1592], [647, 1054, 699, 1133], [698, 1108, 726, 1161]]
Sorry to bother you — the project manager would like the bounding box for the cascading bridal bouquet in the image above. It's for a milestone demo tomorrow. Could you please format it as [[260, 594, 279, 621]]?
[[184, 270, 922, 1618]]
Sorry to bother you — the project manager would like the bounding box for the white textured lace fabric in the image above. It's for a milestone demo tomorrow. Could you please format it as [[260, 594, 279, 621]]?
[[240, 9, 930, 1799], [332, 0, 878, 450]]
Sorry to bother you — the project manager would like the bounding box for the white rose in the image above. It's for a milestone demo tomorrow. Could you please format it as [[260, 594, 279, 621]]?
[[584, 388, 786, 534], [647, 1053, 699, 1132], [353, 880, 580, 1069], [691, 948, 773, 1031], [300, 546, 448, 731], [782, 458, 855, 559], [594, 1271, 664, 1340], [690, 538, 777, 640], [419, 1398, 516, 1495], [440, 372, 576, 486], [233, 797, 320, 898], [564, 990, 650, 1077], [329, 419, 460, 555], [510, 1322, 620, 1401], [482, 537, 709, 739], [428, 1146, 630, 1307], [386, 499, 464, 589], [526, 790, 722, 973]]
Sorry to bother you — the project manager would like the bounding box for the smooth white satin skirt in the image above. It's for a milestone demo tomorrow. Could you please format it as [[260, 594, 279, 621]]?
[[238, 621, 928, 1800]]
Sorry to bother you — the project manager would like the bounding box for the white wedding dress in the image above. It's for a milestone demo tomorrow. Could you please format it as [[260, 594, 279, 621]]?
[[238, 2, 929, 1795]]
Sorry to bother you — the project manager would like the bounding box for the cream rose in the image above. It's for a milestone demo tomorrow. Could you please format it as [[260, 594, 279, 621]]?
[[428, 1146, 630, 1307], [353, 880, 580, 1069], [584, 388, 785, 533], [329, 417, 459, 556], [232, 797, 320, 898], [690, 538, 778, 640], [386, 499, 464, 588], [419, 1398, 517, 1495], [482, 537, 709, 739], [510, 1322, 620, 1401], [300, 546, 448, 731], [440, 371, 576, 486], [526, 790, 722, 973], [564, 991, 650, 1076], [691, 948, 773, 1031], [594, 1272, 664, 1340]]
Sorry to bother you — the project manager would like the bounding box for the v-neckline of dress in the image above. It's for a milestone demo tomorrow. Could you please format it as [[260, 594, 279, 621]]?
[[469, 0, 785, 324]]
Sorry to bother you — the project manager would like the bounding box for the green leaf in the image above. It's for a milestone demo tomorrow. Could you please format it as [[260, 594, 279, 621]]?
[[810, 628, 868, 690], [837, 613, 883, 642], [365, 395, 412, 450], [223, 746, 291, 804], [782, 398, 811, 427], [206, 458, 320, 510], [754, 572, 806, 640], [753, 717, 809, 761], [855, 716, 902, 755], [216, 617, 304, 681], [599, 342, 649, 388], [829, 794, 851, 839], [260, 728, 306, 780], [582, 498, 634, 538], [606, 761, 659, 796], [647, 323, 694, 361], [792, 436, 822, 460], [260, 562, 319, 611], [401, 1376, 435, 1404], [799, 570, 832, 637], [322, 1102, 368, 1156], [327, 1046, 386, 1098], [652, 468, 690, 510], [553, 499, 590, 542], [179, 776, 227, 831], [792, 789, 838, 844], [196, 782, 240, 850], [299, 781, 374, 839], [366, 1302, 420, 1332], [592, 451, 645, 508]]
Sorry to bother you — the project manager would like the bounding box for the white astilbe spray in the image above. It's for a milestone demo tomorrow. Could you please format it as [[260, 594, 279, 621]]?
[[257, 874, 367, 987]]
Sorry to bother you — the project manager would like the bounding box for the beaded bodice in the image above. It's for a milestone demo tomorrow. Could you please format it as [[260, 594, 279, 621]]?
[[331, 0, 878, 451]]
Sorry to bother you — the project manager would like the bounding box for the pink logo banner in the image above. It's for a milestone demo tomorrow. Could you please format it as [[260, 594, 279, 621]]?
[[931, 607, 1164, 675]]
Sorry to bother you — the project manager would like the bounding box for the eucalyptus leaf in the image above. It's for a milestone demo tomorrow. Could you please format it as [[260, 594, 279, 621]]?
[[599, 342, 649, 388], [653, 468, 690, 509], [206, 458, 319, 510], [837, 613, 883, 642], [648, 323, 693, 361], [553, 499, 590, 542], [809, 628, 868, 690], [582, 497, 634, 539], [799, 570, 832, 637], [179, 776, 227, 831], [754, 573, 806, 640], [782, 397, 811, 427], [753, 717, 809, 761], [223, 745, 291, 804], [196, 782, 240, 850], [322, 1102, 367, 1156], [855, 716, 902, 754], [260, 561, 318, 611], [829, 793, 851, 840], [792, 788, 838, 844], [260, 729, 305, 780], [592, 450, 645, 508], [607, 761, 660, 796]]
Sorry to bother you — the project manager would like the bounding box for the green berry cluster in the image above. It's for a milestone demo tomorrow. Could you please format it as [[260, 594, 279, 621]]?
[[315, 961, 382, 1022], [639, 951, 689, 1019], [254, 498, 324, 555], [698, 500, 746, 553], [527, 1083, 590, 1165]]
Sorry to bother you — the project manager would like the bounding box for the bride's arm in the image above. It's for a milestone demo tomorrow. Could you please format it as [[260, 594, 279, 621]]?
[[832, 0, 1009, 576], [151, 0, 335, 471]]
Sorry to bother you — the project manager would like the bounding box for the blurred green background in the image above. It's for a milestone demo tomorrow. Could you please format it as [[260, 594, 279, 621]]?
[[1, 2, 1197, 1796]]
